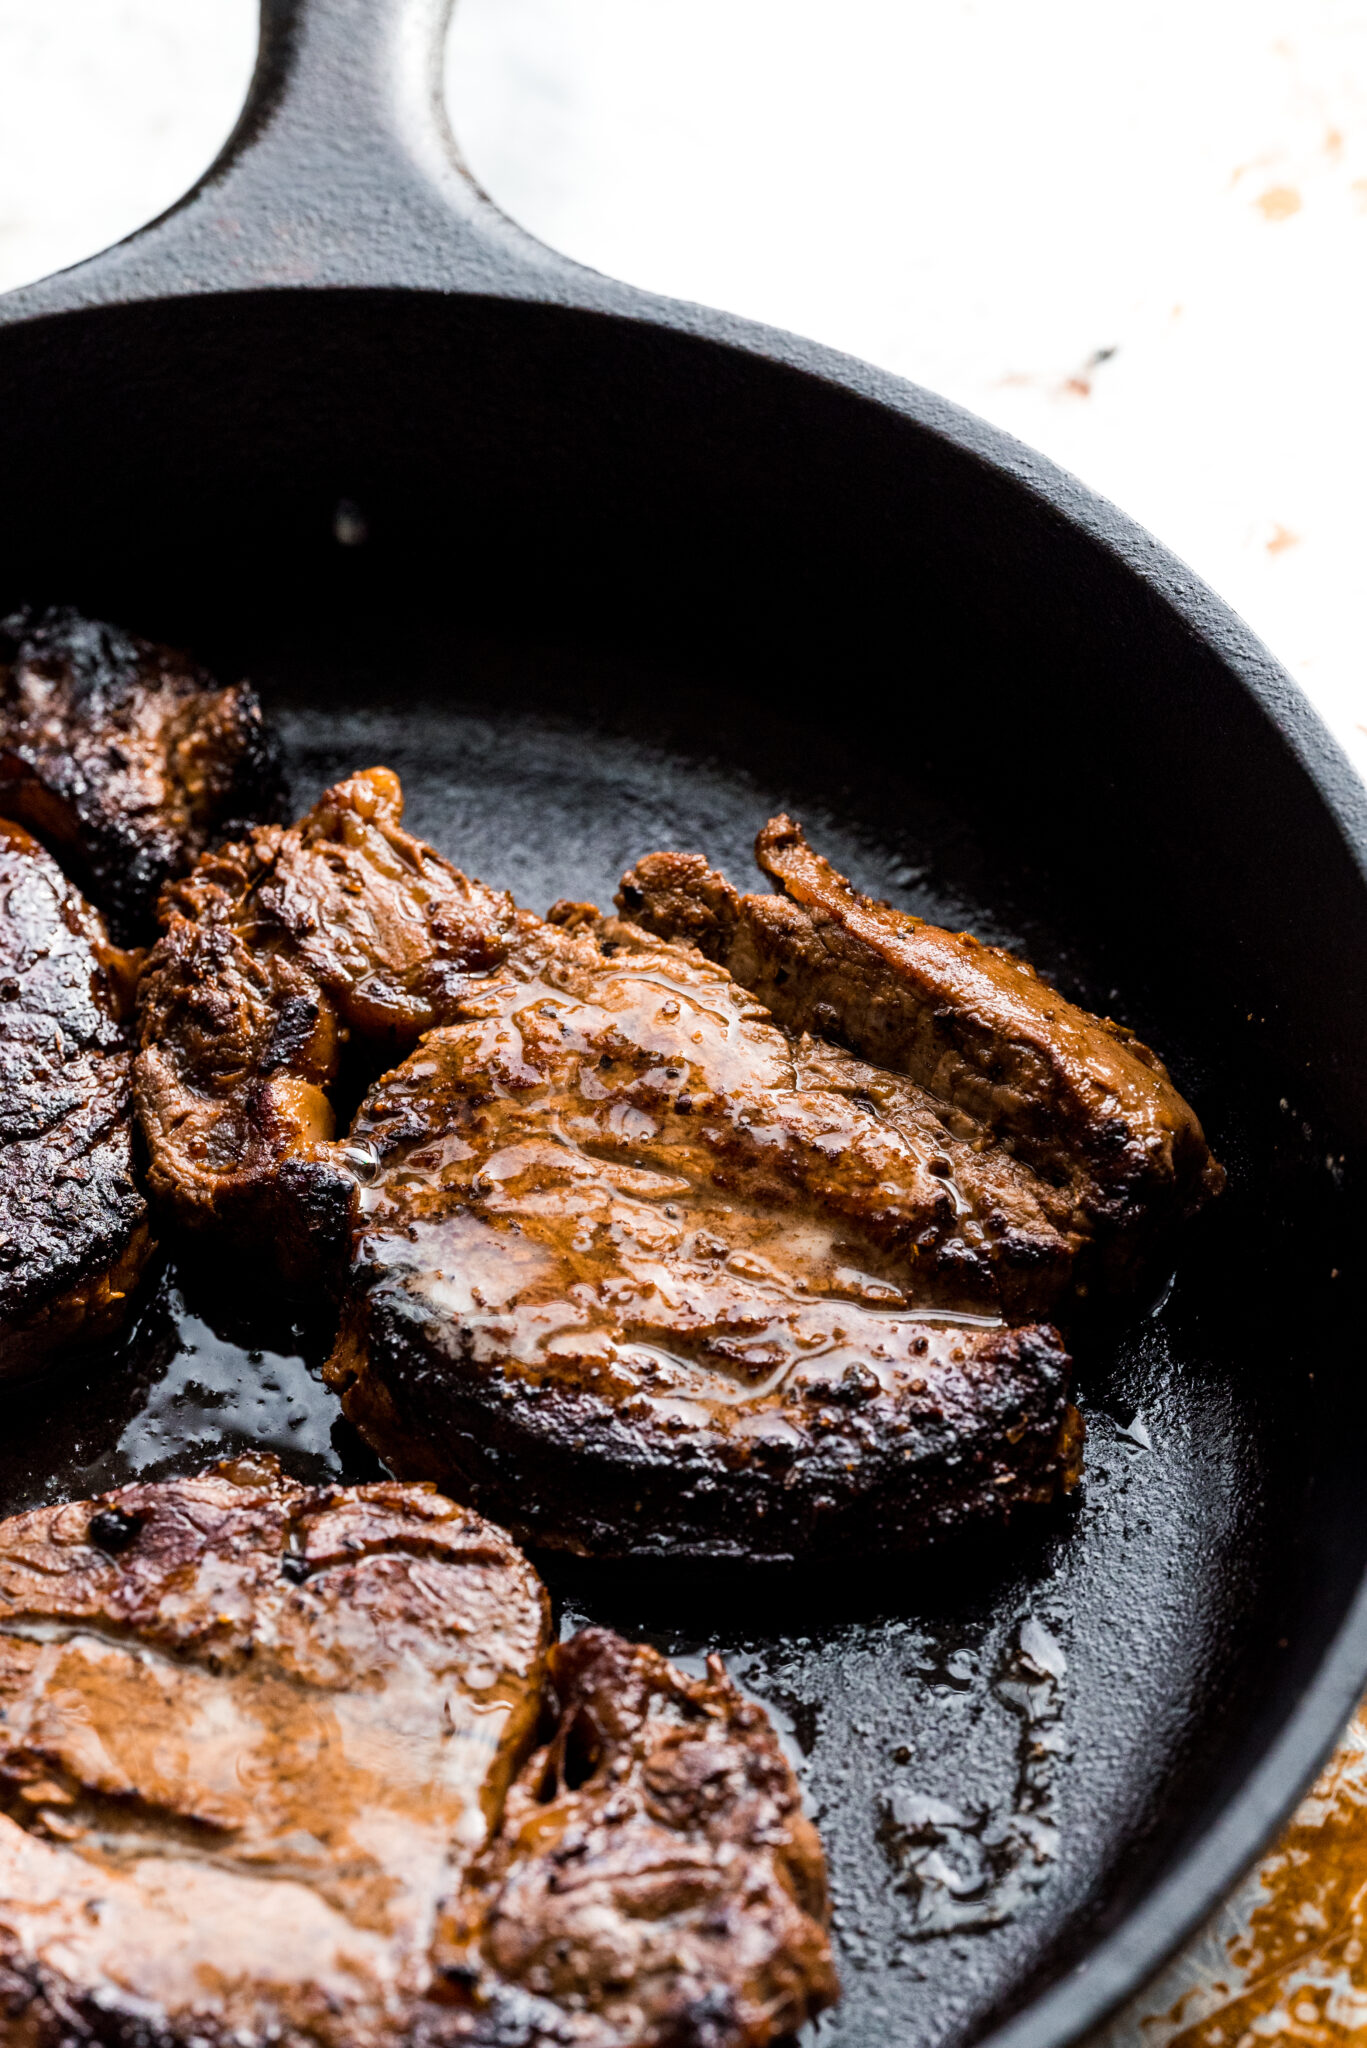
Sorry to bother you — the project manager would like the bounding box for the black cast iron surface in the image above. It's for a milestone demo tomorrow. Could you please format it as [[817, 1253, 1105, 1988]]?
[[1, 2, 1366, 2045], [0, 649, 1359, 2048]]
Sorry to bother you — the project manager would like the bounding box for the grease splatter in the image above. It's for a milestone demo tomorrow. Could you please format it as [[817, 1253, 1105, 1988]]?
[[1255, 185, 1303, 220], [1124, 1706, 1367, 2047], [883, 1615, 1070, 1936]]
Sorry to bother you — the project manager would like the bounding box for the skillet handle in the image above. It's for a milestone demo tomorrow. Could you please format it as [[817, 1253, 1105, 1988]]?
[[0, 0, 574, 319]]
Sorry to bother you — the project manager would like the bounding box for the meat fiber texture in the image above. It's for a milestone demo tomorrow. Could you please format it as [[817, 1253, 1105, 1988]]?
[[326, 910, 1083, 1559], [619, 815, 1224, 1301], [136, 765, 524, 1286], [0, 607, 283, 943], [131, 770, 1224, 1560], [134, 770, 1088, 1559], [0, 1463, 835, 2048], [0, 817, 151, 1377]]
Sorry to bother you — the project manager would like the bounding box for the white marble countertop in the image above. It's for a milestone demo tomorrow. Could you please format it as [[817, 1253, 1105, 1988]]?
[[2, 0, 1364, 785], [1, 3, 1364, 2039], [449, 0, 1367, 796]]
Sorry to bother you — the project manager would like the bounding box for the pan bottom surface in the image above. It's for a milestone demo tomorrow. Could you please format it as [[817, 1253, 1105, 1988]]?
[[0, 638, 1333, 2048]]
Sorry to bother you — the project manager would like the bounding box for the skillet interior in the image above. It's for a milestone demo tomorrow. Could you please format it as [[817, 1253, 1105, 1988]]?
[[0, 289, 1364, 2048]]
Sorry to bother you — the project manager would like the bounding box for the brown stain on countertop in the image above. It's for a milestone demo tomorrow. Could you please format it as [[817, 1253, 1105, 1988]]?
[[1255, 185, 1303, 220], [1145, 1706, 1367, 2046]]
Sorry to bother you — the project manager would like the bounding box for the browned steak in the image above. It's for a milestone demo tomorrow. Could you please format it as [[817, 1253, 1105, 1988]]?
[[619, 815, 1223, 1296], [325, 908, 1080, 1560], [0, 818, 151, 1378], [0, 1464, 835, 2048], [439, 1628, 837, 2046], [135, 767, 521, 1283], [0, 607, 282, 941], [137, 772, 1080, 1559]]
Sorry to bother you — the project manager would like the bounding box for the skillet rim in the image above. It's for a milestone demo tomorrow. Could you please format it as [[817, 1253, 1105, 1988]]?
[[1, 0, 1366, 2031], [3, 278, 1364, 2048]]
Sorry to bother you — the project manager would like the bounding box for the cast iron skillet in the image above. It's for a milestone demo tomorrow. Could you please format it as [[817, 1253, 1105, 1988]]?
[[2, 3, 1367, 2044]]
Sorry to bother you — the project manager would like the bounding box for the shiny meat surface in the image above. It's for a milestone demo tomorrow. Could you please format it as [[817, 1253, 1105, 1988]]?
[[619, 815, 1224, 1295], [137, 771, 1079, 1557], [0, 818, 151, 1378], [0, 1466, 834, 2048], [135, 767, 522, 1282], [326, 910, 1079, 1559], [439, 1628, 838, 2046], [0, 1462, 548, 2048], [0, 607, 282, 941]]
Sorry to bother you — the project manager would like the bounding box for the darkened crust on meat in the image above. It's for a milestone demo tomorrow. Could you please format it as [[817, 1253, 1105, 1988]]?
[[332, 1288, 1075, 1563], [434, 1628, 838, 2046], [325, 913, 1080, 1560], [0, 606, 283, 941], [619, 816, 1224, 1295], [140, 770, 1079, 1557], [0, 1466, 834, 2048], [135, 768, 522, 1283], [0, 818, 151, 1378], [0, 1462, 550, 2048]]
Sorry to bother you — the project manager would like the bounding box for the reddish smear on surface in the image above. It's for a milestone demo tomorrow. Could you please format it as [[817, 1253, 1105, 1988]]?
[[1157, 1711, 1367, 2047]]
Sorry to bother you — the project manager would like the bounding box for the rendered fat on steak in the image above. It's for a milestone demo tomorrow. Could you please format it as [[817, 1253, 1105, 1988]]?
[[135, 770, 1081, 1559], [0, 818, 151, 1378], [0, 607, 282, 941], [326, 908, 1081, 1559], [619, 816, 1224, 1297], [0, 1464, 835, 2048]]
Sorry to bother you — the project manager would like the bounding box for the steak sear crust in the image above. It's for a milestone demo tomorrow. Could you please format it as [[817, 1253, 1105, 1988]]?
[[135, 768, 523, 1283], [619, 816, 1224, 1295], [0, 606, 283, 941], [0, 1462, 549, 2048], [435, 1628, 838, 2046], [139, 771, 1079, 1557], [325, 912, 1080, 1560], [0, 1467, 834, 2048], [0, 819, 151, 1378]]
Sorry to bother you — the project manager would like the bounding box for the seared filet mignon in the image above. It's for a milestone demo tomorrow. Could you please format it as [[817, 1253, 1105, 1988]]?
[[439, 1627, 837, 2045], [0, 1463, 835, 2048], [0, 819, 151, 1378], [325, 908, 1080, 1558], [619, 815, 1223, 1296], [0, 607, 282, 941], [135, 767, 521, 1282], [137, 771, 1081, 1558]]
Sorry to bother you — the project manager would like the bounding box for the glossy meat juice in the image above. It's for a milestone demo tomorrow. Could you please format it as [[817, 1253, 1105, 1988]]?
[[0, 1465, 549, 2046], [332, 910, 1080, 1557], [0, 1464, 834, 2047], [0, 819, 150, 1378], [0, 675, 1303, 2048]]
